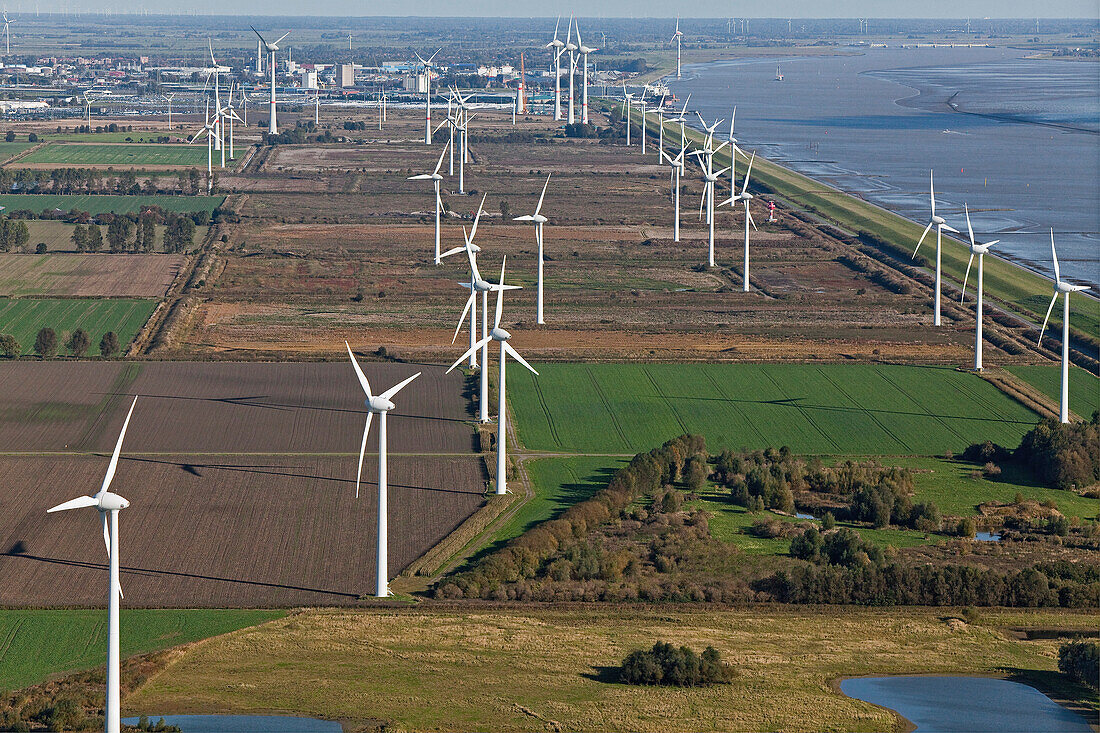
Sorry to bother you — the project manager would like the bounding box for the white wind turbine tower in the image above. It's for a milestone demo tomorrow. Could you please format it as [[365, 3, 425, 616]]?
[[252, 26, 289, 135], [546, 16, 565, 121], [670, 17, 683, 79], [47, 397, 139, 733], [575, 21, 596, 124], [620, 83, 634, 146], [565, 17, 577, 124], [346, 343, 420, 598], [634, 90, 649, 154], [912, 170, 958, 327], [218, 85, 243, 162], [959, 204, 1000, 372], [723, 151, 757, 290], [447, 258, 537, 495], [407, 141, 450, 265], [660, 137, 687, 242], [165, 93, 173, 129], [513, 174, 552, 324], [414, 49, 440, 145], [1037, 230, 1090, 424], [3, 12, 15, 55]]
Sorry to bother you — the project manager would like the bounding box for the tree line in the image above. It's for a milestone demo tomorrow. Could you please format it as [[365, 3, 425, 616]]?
[[0, 167, 216, 196], [0, 329, 119, 359], [70, 210, 197, 254]]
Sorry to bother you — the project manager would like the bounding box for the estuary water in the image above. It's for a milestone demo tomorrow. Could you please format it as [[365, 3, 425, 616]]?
[[669, 47, 1100, 289], [839, 676, 1094, 732]]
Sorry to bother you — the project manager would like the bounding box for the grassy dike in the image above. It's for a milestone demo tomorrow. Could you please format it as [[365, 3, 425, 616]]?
[[611, 99, 1099, 349]]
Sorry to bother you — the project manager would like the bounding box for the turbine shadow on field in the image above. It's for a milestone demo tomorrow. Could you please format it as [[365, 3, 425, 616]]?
[[665, 395, 1036, 425], [119, 456, 484, 496], [2, 552, 361, 599], [96, 392, 471, 424]]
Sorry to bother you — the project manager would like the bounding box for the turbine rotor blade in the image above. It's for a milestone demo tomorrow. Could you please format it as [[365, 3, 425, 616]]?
[[345, 341, 373, 398], [355, 412, 373, 500], [535, 173, 551, 216], [494, 257, 507, 329], [965, 204, 975, 247], [102, 511, 110, 555], [380, 372, 421, 401], [913, 221, 934, 257], [504, 342, 539, 376], [1050, 229, 1060, 283], [1037, 292, 1058, 346], [741, 152, 755, 194], [446, 336, 493, 373], [961, 253, 975, 301], [97, 396, 138, 499], [46, 495, 98, 513], [452, 292, 475, 344]]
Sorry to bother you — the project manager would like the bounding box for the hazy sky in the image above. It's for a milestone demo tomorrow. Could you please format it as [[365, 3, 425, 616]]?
[[10, 0, 1098, 17]]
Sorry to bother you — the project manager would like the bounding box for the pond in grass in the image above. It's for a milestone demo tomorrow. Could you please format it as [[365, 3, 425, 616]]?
[[974, 531, 1001, 542], [121, 715, 341, 732], [839, 676, 1094, 732]]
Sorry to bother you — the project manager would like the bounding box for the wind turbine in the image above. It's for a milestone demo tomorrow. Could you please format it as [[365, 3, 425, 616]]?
[[660, 137, 687, 242], [670, 17, 683, 79], [251, 26, 289, 135], [690, 114, 729, 267], [414, 49, 440, 145], [666, 93, 690, 150], [727, 107, 750, 191], [635, 91, 649, 154], [165, 93, 173, 129], [912, 170, 958, 327], [959, 205, 1000, 372], [3, 12, 15, 55], [513, 174, 552, 324], [187, 100, 216, 194], [547, 16, 565, 121], [47, 396, 139, 733], [407, 141, 450, 265], [575, 20, 596, 124], [565, 16, 577, 124], [217, 85, 243, 163], [346, 343, 420, 598], [447, 258, 536, 495], [442, 197, 520, 422], [1037, 231, 1090, 424], [722, 151, 757, 289]]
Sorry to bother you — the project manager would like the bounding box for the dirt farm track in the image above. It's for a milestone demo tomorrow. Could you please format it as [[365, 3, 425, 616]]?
[[0, 360, 485, 606]]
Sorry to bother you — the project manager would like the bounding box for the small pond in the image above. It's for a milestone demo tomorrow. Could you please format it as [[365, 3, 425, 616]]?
[[795, 512, 816, 520], [974, 531, 1002, 542], [840, 676, 1094, 733], [121, 715, 342, 733]]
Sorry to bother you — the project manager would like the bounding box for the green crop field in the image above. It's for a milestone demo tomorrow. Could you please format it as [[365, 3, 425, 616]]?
[[21, 143, 208, 167], [0, 142, 34, 162], [0, 298, 156, 355], [0, 609, 283, 691], [1006, 365, 1100, 419], [0, 193, 223, 216], [509, 363, 1040, 456]]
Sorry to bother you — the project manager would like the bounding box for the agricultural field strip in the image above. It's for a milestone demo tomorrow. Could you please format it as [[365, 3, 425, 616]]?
[[0, 298, 156, 356], [0, 194, 224, 215]]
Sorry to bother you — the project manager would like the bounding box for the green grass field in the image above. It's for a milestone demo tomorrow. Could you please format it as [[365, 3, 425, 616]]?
[[22, 143, 208, 167], [0, 298, 156, 355], [0, 141, 34, 162], [121, 606, 1100, 733], [510, 363, 1039, 456], [0, 609, 283, 692], [0, 193, 224, 216], [1006, 365, 1100, 419]]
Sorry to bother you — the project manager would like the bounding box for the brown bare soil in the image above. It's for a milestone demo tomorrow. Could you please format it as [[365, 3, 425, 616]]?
[[0, 361, 474, 454], [0, 253, 186, 298], [0, 453, 485, 606]]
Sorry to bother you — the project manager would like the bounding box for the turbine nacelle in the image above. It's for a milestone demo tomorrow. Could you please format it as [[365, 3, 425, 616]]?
[[931, 214, 947, 226], [491, 326, 512, 341], [97, 492, 130, 511], [367, 396, 396, 413], [1058, 281, 1089, 294]]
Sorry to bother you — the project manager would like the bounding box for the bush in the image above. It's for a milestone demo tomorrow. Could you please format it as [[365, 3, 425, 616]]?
[[1058, 641, 1099, 690], [0, 333, 18, 357], [619, 642, 732, 686]]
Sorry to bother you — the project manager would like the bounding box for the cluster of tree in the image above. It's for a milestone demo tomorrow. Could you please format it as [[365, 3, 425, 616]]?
[[2, 130, 36, 142], [600, 57, 649, 73], [24, 328, 118, 359], [0, 167, 219, 197], [71, 210, 196, 253], [620, 642, 733, 687], [262, 121, 339, 146], [435, 434, 710, 600], [1058, 641, 1099, 690], [789, 527, 886, 567], [342, 121, 368, 131], [769, 562, 1094, 607], [0, 218, 30, 252], [564, 122, 599, 139], [1013, 416, 1099, 490]]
